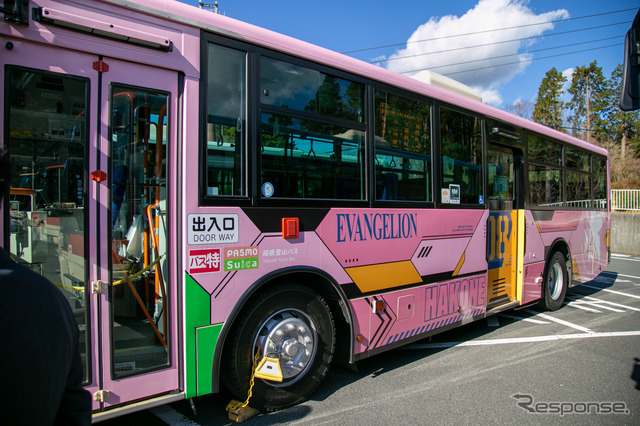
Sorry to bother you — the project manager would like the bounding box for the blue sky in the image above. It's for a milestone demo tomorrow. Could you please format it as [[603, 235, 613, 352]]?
[[178, 0, 638, 109]]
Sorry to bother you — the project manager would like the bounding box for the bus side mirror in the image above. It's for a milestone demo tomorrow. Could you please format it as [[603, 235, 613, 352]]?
[[620, 9, 640, 111]]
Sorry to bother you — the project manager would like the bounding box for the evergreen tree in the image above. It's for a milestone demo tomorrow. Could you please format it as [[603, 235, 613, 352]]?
[[567, 61, 608, 143], [504, 99, 534, 120], [532, 68, 567, 131], [606, 64, 640, 159]]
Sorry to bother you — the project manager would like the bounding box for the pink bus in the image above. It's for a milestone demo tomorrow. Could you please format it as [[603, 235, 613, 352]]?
[[0, 0, 610, 420]]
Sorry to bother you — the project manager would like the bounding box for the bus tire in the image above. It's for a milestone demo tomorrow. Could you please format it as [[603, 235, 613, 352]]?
[[538, 251, 568, 311], [221, 283, 335, 412]]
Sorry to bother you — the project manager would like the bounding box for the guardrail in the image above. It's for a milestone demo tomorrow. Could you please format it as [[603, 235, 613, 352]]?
[[539, 199, 607, 208], [611, 189, 640, 211]]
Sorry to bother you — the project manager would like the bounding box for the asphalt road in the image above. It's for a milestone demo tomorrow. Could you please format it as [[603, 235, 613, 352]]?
[[102, 253, 640, 425]]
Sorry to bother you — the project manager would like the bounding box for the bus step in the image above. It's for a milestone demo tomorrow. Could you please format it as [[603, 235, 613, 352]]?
[[486, 295, 510, 309], [486, 300, 519, 316]]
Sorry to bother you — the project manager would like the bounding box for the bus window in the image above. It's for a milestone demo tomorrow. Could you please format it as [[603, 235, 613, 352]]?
[[566, 171, 591, 207], [593, 154, 608, 209], [439, 107, 483, 205], [260, 57, 364, 122], [205, 43, 247, 197], [528, 164, 563, 206], [374, 90, 431, 202], [528, 133, 562, 166], [259, 113, 364, 200], [565, 147, 590, 172]]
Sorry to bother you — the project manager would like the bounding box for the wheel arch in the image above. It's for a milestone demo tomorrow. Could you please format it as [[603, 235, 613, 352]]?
[[210, 267, 354, 393]]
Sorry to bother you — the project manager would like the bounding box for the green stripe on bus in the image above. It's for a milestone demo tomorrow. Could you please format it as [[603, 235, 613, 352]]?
[[185, 273, 212, 398], [196, 324, 223, 395]]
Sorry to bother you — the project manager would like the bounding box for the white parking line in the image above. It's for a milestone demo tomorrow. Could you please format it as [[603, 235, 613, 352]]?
[[524, 310, 593, 333], [498, 314, 550, 324], [614, 273, 640, 281], [601, 271, 640, 281], [580, 284, 640, 300], [565, 299, 624, 313], [564, 301, 602, 313], [610, 256, 640, 262], [404, 330, 640, 349], [579, 295, 640, 313]]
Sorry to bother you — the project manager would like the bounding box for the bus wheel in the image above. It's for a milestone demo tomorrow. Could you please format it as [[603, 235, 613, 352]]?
[[221, 283, 335, 412], [539, 252, 568, 311]]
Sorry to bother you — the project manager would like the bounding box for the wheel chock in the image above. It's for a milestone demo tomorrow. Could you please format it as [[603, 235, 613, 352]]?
[[254, 356, 283, 382], [226, 400, 260, 423]]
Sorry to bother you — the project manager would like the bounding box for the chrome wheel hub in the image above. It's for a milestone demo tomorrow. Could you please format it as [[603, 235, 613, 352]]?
[[548, 262, 563, 300], [255, 309, 317, 385]]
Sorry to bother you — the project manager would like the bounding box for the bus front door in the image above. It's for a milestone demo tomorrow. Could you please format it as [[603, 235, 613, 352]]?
[[1, 42, 179, 414], [95, 58, 179, 410], [486, 144, 523, 309]]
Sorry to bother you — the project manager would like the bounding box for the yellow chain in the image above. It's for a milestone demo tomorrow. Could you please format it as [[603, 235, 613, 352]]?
[[228, 348, 261, 411]]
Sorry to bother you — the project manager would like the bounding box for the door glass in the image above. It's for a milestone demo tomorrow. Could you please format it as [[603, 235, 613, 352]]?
[[110, 86, 169, 376], [487, 147, 514, 204], [6, 68, 89, 380]]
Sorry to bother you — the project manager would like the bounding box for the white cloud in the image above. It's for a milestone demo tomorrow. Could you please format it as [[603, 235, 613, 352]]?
[[560, 67, 575, 102], [477, 88, 503, 106], [562, 67, 575, 88], [384, 0, 569, 106]]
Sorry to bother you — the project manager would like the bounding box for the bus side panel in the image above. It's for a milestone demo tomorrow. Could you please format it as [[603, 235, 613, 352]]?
[[570, 211, 610, 282], [534, 210, 610, 283], [522, 262, 544, 304], [522, 210, 547, 303], [184, 208, 353, 326], [351, 274, 487, 354], [314, 208, 489, 354]]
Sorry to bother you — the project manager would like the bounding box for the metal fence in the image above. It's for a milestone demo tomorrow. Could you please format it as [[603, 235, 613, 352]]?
[[611, 189, 640, 211]]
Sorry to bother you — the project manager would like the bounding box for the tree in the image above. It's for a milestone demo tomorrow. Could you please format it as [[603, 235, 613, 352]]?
[[567, 61, 608, 143], [605, 64, 640, 159], [504, 99, 534, 120], [532, 68, 567, 131]]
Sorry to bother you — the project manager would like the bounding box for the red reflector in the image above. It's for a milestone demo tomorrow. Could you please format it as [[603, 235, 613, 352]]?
[[281, 217, 299, 239], [374, 300, 384, 313], [92, 60, 109, 73], [90, 170, 107, 182]]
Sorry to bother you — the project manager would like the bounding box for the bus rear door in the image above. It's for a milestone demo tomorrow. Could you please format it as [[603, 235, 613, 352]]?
[[486, 137, 524, 310]]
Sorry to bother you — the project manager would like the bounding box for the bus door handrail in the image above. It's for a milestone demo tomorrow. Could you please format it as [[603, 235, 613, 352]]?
[[111, 250, 167, 349]]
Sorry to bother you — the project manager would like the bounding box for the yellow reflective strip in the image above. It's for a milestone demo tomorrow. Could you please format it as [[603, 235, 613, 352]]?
[[572, 258, 581, 281], [346, 261, 422, 293], [516, 210, 525, 304], [452, 252, 465, 276]]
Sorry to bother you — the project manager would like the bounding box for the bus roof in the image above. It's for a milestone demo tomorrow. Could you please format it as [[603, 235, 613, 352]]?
[[100, 0, 608, 157]]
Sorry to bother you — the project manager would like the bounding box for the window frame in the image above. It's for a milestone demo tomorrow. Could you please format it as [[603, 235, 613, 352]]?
[[372, 87, 434, 205], [256, 51, 368, 206], [199, 34, 252, 206], [198, 34, 607, 212], [436, 103, 485, 208], [524, 130, 607, 210]]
